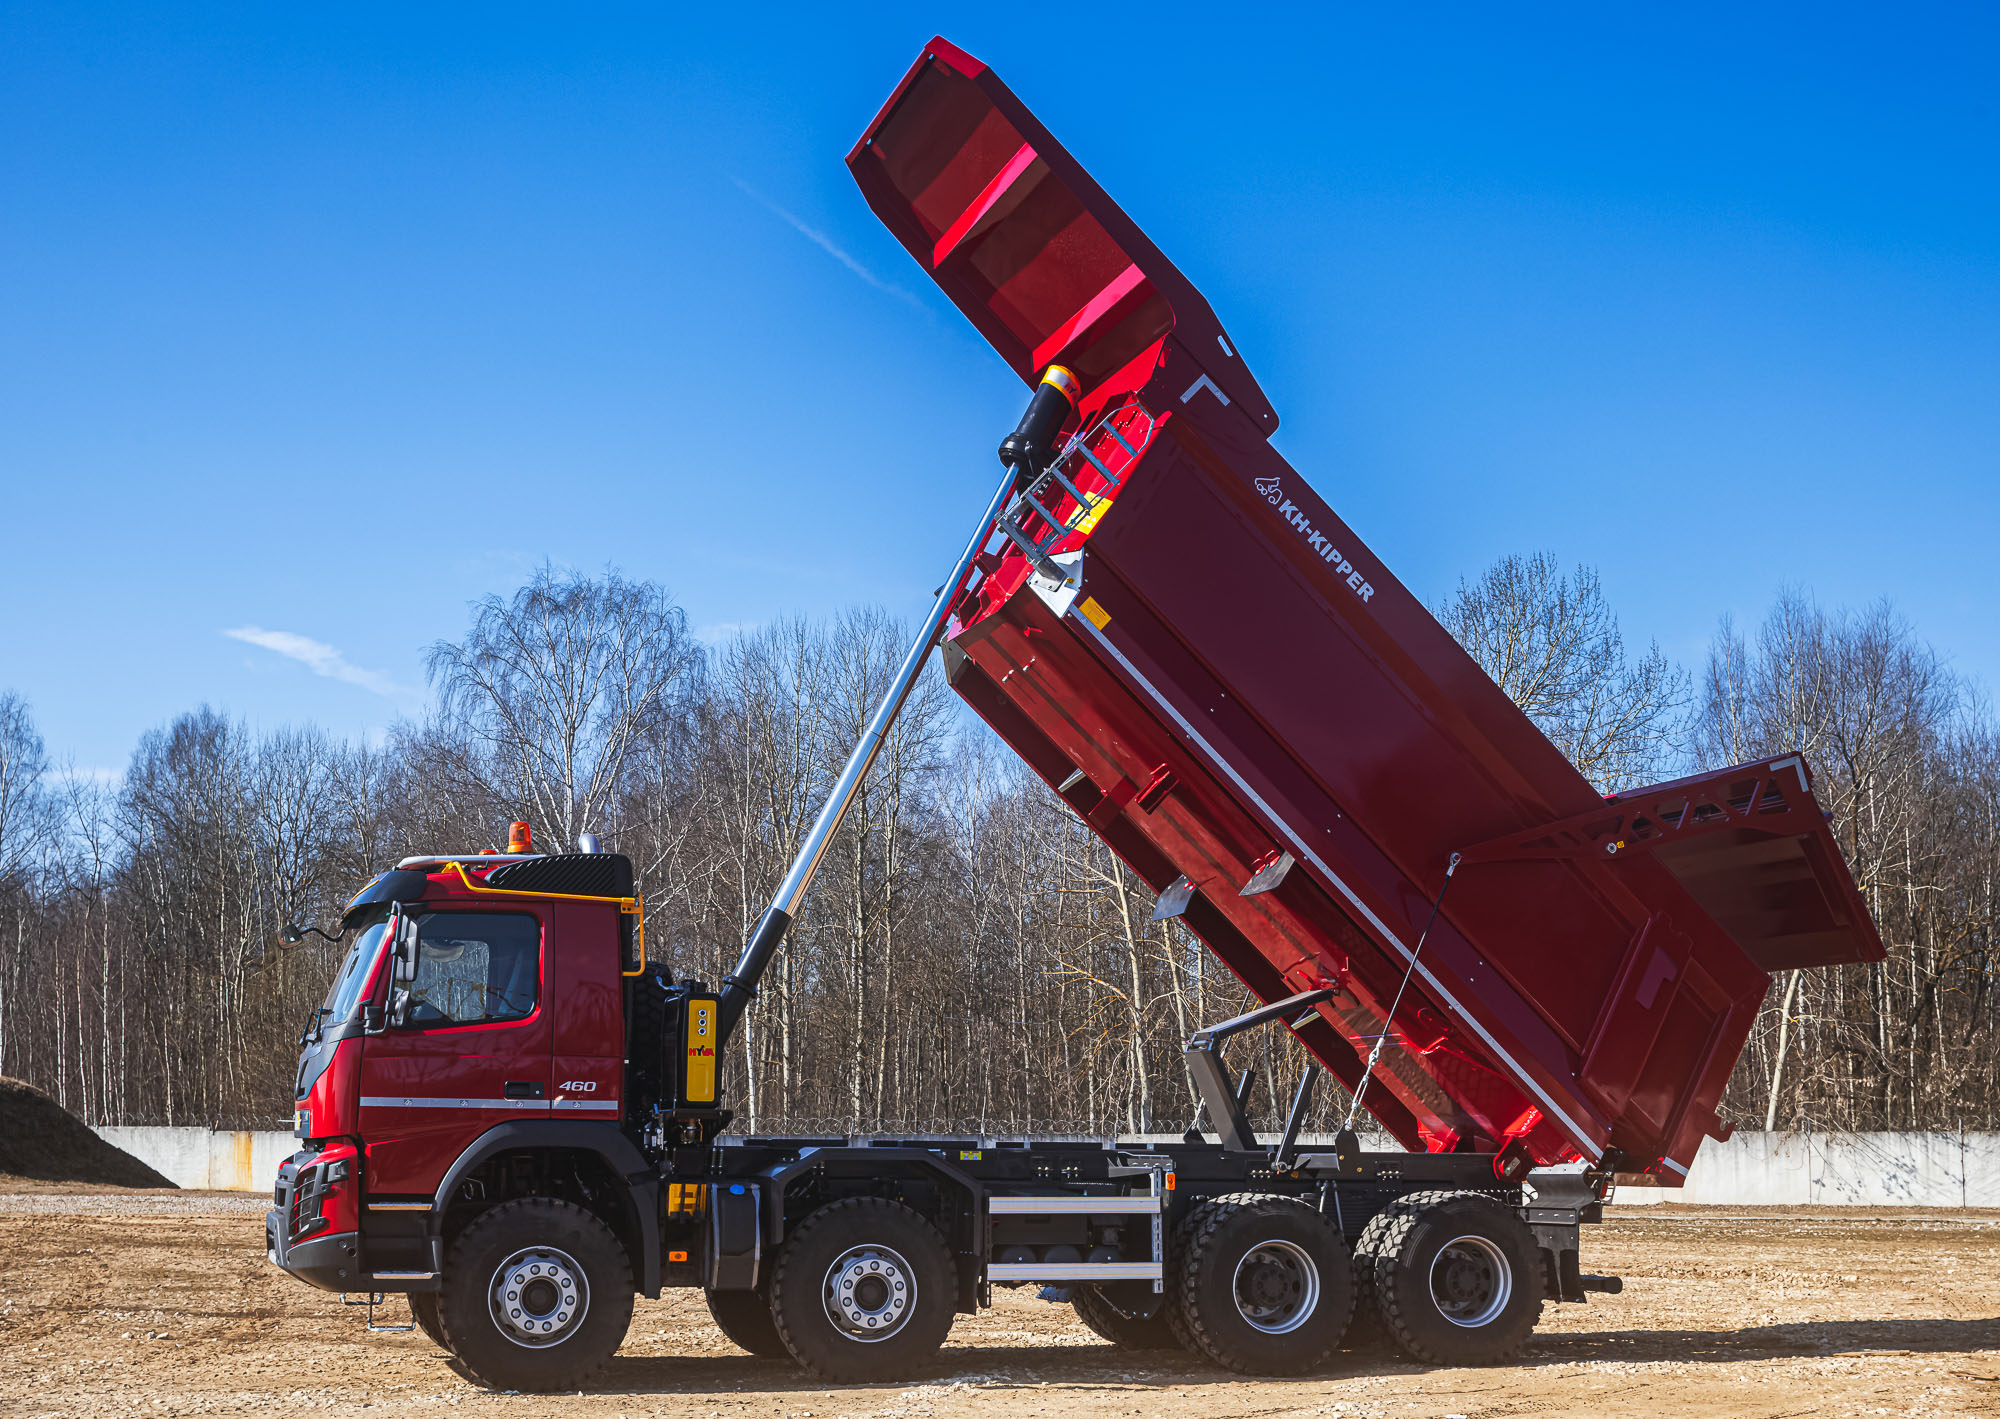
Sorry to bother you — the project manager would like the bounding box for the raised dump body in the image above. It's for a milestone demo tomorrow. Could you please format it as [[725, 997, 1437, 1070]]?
[[850, 38, 1883, 1181]]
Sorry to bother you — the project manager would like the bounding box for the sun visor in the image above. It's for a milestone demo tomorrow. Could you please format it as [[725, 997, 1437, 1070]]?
[[847, 37, 1278, 434]]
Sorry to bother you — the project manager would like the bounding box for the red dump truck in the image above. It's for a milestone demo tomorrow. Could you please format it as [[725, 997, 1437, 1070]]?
[[264, 36, 1882, 1392]]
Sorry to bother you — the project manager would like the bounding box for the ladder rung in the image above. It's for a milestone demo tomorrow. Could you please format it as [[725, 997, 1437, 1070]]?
[[996, 516, 1062, 575], [1040, 464, 1092, 510], [1019, 489, 1066, 536], [1077, 443, 1120, 487]]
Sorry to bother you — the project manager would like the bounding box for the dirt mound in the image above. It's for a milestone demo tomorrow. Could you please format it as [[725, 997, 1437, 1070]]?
[[0, 1077, 175, 1188]]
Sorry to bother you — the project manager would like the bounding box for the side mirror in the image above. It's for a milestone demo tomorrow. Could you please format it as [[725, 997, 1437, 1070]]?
[[392, 914, 420, 987], [278, 922, 305, 946], [386, 912, 420, 1027]]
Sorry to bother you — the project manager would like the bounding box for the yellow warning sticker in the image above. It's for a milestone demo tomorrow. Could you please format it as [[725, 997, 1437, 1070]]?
[[1079, 597, 1111, 630], [1069, 493, 1111, 537]]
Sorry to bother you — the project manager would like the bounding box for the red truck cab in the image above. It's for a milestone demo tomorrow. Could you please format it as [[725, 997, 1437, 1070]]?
[[268, 851, 643, 1295]]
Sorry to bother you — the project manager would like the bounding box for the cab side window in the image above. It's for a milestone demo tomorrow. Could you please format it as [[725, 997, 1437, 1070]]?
[[402, 912, 541, 1026]]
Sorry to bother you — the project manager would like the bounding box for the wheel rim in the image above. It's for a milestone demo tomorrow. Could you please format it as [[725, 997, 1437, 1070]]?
[[821, 1243, 915, 1343], [1428, 1233, 1512, 1328], [489, 1245, 590, 1348], [1230, 1239, 1320, 1334]]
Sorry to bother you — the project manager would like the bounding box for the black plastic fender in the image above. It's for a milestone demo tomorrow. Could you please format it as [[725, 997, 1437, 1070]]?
[[430, 1121, 662, 1297]]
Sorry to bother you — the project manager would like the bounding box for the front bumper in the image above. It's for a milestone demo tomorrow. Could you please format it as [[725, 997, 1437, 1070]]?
[[265, 1209, 363, 1292], [265, 1145, 367, 1293]]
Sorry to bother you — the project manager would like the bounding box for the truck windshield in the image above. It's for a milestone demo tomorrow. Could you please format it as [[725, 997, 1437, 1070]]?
[[322, 907, 391, 1025]]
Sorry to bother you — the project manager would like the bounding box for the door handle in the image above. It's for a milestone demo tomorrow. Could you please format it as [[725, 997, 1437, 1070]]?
[[504, 1080, 546, 1100]]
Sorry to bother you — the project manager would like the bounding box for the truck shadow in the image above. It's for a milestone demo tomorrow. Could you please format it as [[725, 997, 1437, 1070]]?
[[1516, 1316, 2000, 1366], [591, 1317, 2000, 1395]]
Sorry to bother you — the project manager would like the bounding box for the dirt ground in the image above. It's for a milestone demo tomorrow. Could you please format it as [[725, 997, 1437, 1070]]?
[[1, 1191, 1996, 1418]]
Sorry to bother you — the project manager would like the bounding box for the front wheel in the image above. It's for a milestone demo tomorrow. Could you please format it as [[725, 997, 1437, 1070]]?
[[437, 1198, 635, 1392], [768, 1198, 955, 1382]]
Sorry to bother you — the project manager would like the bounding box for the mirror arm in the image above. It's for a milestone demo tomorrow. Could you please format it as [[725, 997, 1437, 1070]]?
[[279, 922, 346, 948]]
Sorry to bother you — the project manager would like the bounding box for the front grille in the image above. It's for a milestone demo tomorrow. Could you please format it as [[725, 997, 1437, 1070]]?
[[286, 1164, 329, 1240]]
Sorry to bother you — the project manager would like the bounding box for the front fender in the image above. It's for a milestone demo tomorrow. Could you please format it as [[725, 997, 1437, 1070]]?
[[430, 1121, 661, 1297]]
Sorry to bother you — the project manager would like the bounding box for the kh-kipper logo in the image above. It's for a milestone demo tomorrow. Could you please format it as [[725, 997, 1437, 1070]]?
[[1253, 477, 1375, 603]]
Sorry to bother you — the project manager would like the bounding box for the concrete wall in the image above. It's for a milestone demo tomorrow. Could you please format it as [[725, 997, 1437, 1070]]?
[[87, 1124, 2000, 1204], [94, 1126, 294, 1193], [1612, 1129, 2000, 1207]]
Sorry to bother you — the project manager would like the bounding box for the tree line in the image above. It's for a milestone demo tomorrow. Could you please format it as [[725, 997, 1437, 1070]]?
[[0, 559, 1993, 1138]]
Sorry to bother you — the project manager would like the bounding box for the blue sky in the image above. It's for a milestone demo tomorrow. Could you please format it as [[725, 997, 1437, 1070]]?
[[4, 4, 1996, 776]]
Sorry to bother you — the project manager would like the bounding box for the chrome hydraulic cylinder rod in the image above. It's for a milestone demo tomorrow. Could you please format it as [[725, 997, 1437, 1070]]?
[[714, 461, 1023, 1044]]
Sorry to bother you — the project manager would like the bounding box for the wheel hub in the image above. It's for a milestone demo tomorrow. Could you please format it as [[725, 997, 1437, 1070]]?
[[489, 1245, 590, 1348], [1428, 1234, 1512, 1329], [1230, 1239, 1320, 1335], [822, 1243, 914, 1343]]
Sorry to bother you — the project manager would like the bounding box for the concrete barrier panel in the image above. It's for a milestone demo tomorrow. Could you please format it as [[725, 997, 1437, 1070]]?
[[1602, 1131, 1999, 1207], [1964, 1131, 2000, 1208], [1816, 1131, 1961, 1207], [92, 1126, 292, 1192]]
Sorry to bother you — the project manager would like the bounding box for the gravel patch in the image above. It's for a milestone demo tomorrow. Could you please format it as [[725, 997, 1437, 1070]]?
[[0, 1190, 268, 1216]]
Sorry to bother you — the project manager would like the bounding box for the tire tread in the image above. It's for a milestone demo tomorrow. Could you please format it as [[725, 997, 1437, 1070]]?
[[1170, 1192, 1352, 1374], [1369, 1189, 1540, 1365], [768, 1197, 954, 1382], [437, 1197, 634, 1392]]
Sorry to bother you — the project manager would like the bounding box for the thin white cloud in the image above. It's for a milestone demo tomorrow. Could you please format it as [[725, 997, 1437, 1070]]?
[[730, 176, 927, 311], [224, 627, 414, 701], [694, 620, 759, 647]]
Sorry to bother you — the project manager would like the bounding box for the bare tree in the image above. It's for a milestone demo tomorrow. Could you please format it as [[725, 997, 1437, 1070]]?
[[426, 565, 701, 848], [1436, 552, 1688, 789], [0, 692, 50, 889], [0, 692, 52, 1079]]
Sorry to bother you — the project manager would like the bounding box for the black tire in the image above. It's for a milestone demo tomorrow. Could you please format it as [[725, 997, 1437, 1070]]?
[[1342, 1207, 1400, 1352], [1072, 1284, 1179, 1350], [436, 1198, 635, 1392], [1167, 1192, 1352, 1375], [768, 1198, 956, 1382], [1370, 1190, 1542, 1364], [409, 1290, 450, 1351], [707, 1285, 788, 1357]]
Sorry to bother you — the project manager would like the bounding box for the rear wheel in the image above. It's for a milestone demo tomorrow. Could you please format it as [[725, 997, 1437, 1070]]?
[[707, 1285, 787, 1357], [769, 1198, 955, 1382], [1169, 1193, 1351, 1375], [409, 1291, 449, 1351], [1371, 1191, 1542, 1364], [1342, 1207, 1400, 1352], [437, 1198, 635, 1392], [1071, 1284, 1179, 1350]]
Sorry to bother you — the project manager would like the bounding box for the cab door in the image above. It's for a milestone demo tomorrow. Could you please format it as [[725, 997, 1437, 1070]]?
[[358, 908, 552, 1195]]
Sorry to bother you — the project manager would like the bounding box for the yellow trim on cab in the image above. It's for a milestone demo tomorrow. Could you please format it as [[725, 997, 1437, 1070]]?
[[440, 860, 649, 977]]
